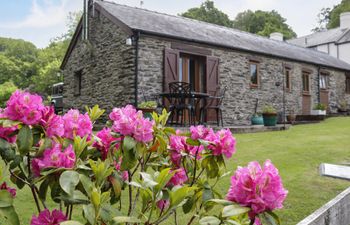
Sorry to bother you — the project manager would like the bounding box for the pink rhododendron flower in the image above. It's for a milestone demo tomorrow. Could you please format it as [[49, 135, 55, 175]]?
[[254, 217, 262, 225], [109, 105, 154, 143], [30, 209, 67, 225], [209, 129, 236, 158], [169, 131, 203, 167], [32, 143, 76, 176], [4, 90, 44, 125], [0, 108, 18, 143], [190, 125, 215, 140], [156, 199, 169, 210], [167, 168, 188, 187], [63, 109, 93, 140], [93, 128, 120, 159], [0, 182, 16, 197], [226, 160, 288, 218], [40, 106, 64, 137]]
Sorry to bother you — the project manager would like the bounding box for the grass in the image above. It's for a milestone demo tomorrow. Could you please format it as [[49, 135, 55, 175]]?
[[2, 117, 350, 224]]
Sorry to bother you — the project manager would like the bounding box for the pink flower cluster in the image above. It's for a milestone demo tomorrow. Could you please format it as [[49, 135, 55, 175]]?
[[0, 108, 17, 143], [4, 90, 45, 125], [30, 209, 66, 225], [226, 160, 288, 218], [169, 131, 203, 167], [40, 106, 64, 138], [190, 126, 236, 159], [32, 143, 76, 176], [109, 105, 154, 143], [114, 158, 129, 181], [167, 168, 188, 187], [63, 109, 93, 140], [93, 128, 120, 159], [0, 182, 16, 197]]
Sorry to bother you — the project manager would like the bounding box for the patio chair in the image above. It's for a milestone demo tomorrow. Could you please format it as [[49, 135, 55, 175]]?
[[168, 82, 195, 126], [200, 86, 227, 127]]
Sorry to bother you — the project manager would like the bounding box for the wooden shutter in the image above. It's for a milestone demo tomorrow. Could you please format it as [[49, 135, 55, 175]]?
[[206, 56, 220, 122], [164, 49, 179, 92]]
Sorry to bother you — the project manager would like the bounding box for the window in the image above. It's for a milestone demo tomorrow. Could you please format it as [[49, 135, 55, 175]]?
[[346, 76, 350, 94], [302, 72, 310, 93], [178, 54, 206, 92], [250, 62, 259, 87], [320, 73, 328, 89], [285, 68, 291, 91], [74, 70, 82, 96]]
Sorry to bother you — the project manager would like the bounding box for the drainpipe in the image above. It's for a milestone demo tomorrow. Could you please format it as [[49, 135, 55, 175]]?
[[317, 66, 321, 104], [134, 31, 140, 107]]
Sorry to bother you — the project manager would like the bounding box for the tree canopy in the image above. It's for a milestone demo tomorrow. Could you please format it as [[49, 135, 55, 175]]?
[[313, 0, 350, 31], [232, 10, 297, 39], [180, 0, 233, 27]]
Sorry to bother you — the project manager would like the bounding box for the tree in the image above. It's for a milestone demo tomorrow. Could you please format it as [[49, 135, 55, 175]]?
[[313, 0, 350, 31], [0, 81, 18, 107], [180, 0, 233, 28], [232, 10, 297, 39]]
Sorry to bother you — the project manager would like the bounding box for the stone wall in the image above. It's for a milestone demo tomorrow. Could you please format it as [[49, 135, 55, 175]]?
[[137, 35, 349, 125], [62, 10, 135, 117]]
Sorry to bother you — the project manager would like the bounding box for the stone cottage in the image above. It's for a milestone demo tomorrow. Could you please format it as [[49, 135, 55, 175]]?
[[60, 0, 350, 125]]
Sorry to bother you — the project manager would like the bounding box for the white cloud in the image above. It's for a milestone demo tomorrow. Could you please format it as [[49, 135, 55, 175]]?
[[0, 0, 79, 29]]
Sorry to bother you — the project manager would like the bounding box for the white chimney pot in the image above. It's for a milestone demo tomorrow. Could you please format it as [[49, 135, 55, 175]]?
[[340, 12, 350, 29], [270, 32, 284, 41]]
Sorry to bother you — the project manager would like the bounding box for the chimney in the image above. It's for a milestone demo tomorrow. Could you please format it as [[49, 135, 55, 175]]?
[[270, 32, 284, 41], [340, 12, 350, 29]]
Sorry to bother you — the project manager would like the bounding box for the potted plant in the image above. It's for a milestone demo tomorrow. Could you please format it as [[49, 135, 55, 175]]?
[[286, 109, 296, 123], [311, 103, 326, 115], [251, 113, 264, 125], [251, 98, 264, 125], [262, 105, 277, 126], [338, 100, 348, 113], [137, 101, 157, 119]]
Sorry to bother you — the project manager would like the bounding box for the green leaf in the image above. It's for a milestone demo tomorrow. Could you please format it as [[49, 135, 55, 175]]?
[[60, 190, 89, 205], [79, 174, 93, 196], [91, 189, 101, 208], [206, 199, 234, 206], [186, 138, 200, 146], [37, 138, 52, 157], [0, 190, 13, 208], [0, 138, 11, 154], [140, 172, 158, 188], [0, 206, 20, 225], [263, 211, 281, 225], [199, 216, 221, 225], [60, 221, 84, 225], [182, 195, 195, 214], [59, 171, 80, 195], [112, 216, 141, 224], [83, 204, 95, 225], [110, 176, 122, 199], [16, 125, 33, 155], [222, 205, 250, 218], [39, 178, 50, 202], [154, 168, 174, 194], [170, 186, 193, 209], [123, 136, 136, 151]]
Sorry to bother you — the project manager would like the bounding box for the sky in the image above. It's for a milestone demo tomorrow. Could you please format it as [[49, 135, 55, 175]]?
[[0, 0, 342, 48]]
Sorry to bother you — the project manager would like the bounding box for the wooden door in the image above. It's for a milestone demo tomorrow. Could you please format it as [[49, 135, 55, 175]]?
[[320, 90, 329, 111], [302, 72, 311, 115], [206, 57, 219, 122], [164, 49, 179, 110], [302, 95, 311, 115]]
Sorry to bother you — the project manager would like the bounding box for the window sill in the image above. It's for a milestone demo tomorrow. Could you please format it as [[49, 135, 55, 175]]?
[[250, 84, 259, 89], [302, 92, 311, 96]]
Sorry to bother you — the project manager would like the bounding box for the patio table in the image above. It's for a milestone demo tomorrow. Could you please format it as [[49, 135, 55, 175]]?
[[158, 92, 210, 125]]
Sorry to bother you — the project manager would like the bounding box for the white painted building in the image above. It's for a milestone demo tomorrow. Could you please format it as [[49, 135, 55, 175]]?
[[288, 12, 350, 64]]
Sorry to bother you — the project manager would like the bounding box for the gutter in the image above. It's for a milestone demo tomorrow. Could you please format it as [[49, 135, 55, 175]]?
[[134, 31, 140, 107]]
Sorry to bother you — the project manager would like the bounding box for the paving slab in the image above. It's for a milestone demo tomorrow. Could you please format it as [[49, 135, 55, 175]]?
[[320, 163, 350, 180]]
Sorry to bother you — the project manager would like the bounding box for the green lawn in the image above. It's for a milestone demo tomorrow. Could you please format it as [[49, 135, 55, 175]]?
[[2, 117, 350, 224]]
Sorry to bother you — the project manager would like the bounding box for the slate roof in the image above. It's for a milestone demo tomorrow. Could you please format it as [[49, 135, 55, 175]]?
[[61, 0, 350, 71], [288, 27, 350, 47]]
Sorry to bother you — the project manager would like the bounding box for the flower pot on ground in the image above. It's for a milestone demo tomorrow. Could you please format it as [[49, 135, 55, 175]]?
[[251, 113, 264, 125], [338, 100, 348, 113], [262, 105, 277, 126], [286, 114, 296, 123], [311, 103, 326, 115], [137, 101, 157, 119]]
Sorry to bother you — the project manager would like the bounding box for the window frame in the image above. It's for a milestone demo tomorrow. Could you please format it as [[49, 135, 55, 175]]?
[[249, 61, 260, 88], [285, 68, 292, 92], [319, 72, 329, 90], [346, 75, 350, 94], [302, 71, 310, 94], [74, 70, 82, 96]]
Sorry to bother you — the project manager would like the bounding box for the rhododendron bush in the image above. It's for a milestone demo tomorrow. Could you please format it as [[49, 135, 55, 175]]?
[[0, 90, 287, 225]]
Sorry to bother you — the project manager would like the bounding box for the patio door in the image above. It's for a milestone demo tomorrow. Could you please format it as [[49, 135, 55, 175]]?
[[302, 72, 311, 115]]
